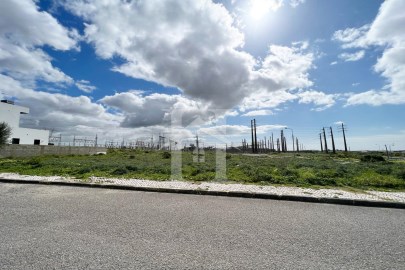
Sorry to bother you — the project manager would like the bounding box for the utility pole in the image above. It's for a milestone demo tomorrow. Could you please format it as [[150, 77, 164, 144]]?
[[196, 135, 200, 162], [340, 123, 348, 152], [253, 119, 258, 153], [281, 130, 287, 152], [319, 133, 323, 152], [271, 133, 274, 151], [330, 127, 336, 154], [251, 120, 255, 153], [322, 128, 329, 153]]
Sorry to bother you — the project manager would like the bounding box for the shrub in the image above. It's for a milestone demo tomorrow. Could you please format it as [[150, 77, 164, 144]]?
[[125, 165, 139, 172], [360, 155, 385, 162], [25, 157, 42, 168], [0, 122, 11, 145], [162, 151, 171, 159], [112, 167, 129, 175], [395, 169, 405, 180], [77, 167, 92, 174]]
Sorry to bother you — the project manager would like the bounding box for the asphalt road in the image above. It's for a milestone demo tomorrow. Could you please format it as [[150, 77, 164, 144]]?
[[0, 184, 404, 270]]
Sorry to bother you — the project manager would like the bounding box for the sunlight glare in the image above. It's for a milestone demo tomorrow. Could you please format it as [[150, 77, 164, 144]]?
[[249, 0, 281, 20]]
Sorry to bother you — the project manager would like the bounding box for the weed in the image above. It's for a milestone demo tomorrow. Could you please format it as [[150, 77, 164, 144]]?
[[112, 167, 129, 175]]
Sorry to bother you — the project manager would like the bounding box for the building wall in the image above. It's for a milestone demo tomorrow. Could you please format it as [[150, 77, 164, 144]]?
[[0, 102, 49, 145], [0, 145, 107, 158], [13, 128, 49, 145], [0, 102, 28, 128]]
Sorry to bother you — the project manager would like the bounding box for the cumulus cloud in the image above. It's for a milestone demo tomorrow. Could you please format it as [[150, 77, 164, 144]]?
[[0, 74, 120, 134], [251, 44, 314, 92], [332, 24, 370, 48], [0, 74, 196, 143], [100, 91, 217, 128], [242, 110, 274, 116], [297, 90, 338, 111], [62, 0, 255, 109], [240, 89, 337, 112], [75, 80, 97, 93], [62, 0, 315, 112], [0, 0, 78, 85], [333, 0, 405, 106], [198, 124, 286, 136], [338, 50, 365, 62], [240, 90, 298, 111]]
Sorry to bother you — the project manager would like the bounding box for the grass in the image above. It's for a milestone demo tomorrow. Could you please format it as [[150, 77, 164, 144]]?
[[0, 149, 404, 191]]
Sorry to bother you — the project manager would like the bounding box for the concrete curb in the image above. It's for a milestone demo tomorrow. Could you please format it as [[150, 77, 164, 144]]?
[[1, 178, 405, 209]]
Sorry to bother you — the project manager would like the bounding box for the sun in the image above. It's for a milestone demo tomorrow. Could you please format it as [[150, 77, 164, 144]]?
[[249, 0, 280, 20]]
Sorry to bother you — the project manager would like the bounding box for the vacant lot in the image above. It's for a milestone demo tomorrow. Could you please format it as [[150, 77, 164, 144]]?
[[0, 149, 404, 190]]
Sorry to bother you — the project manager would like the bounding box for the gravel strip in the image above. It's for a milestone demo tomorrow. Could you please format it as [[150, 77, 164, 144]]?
[[1, 172, 404, 203]]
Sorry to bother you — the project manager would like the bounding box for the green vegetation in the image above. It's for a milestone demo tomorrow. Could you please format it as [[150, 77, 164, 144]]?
[[0, 122, 11, 146], [0, 149, 404, 191]]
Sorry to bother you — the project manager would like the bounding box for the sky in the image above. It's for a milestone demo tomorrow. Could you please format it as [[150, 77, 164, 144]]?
[[0, 0, 404, 150]]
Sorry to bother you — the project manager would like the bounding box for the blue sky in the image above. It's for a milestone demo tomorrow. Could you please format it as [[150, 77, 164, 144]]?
[[1, 0, 404, 150]]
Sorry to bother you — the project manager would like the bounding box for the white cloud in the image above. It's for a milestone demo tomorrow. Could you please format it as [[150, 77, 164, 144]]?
[[332, 24, 370, 48], [0, 0, 78, 85], [240, 89, 338, 112], [100, 91, 218, 128], [63, 0, 254, 109], [0, 74, 195, 143], [240, 90, 298, 111], [346, 89, 405, 106], [290, 0, 305, 8], [297, 90, 338, 111], [75, 80, 96, 93], [0, 0, 323, 141], [251, 44, 314, 92], [62, 1, 315, 111], [198, 124, 286, 136], [333, 0, 405, 106], [338, 50, 365, 62], [242, 110, 274, 116], [0, 74, 120, 135], [330, 61, 338, 66]]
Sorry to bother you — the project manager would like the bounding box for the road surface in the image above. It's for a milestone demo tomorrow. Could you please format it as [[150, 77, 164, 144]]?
[[0, 183, 404, 269]]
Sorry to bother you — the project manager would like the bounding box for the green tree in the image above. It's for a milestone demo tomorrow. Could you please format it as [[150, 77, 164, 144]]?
[[0, 122, 11, 145]]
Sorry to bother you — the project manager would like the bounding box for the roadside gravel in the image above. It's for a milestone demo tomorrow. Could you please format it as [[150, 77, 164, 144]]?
[[1, 172, 404, 203]]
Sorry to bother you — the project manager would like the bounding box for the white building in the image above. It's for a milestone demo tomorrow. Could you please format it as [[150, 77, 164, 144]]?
[[0, 100, 49, 145]]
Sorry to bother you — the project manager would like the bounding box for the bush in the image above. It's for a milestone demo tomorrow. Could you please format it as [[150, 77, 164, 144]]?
[[395, 170, 405, 180], [25, 157, 42, 168], [0, 122, 11, 145], [361, 155, 385, 162], [162, 151, 171, 159], [125, 165, 139, 172], [77, 167, 92, 174], [112, 167, 129, 175]]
